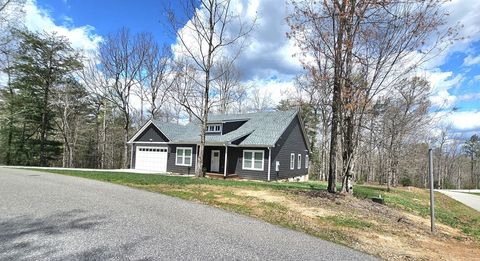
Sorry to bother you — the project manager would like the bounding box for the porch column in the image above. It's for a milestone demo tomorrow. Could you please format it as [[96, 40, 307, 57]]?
[[224, 145, 228, 178], [267, 147, 271, 181]]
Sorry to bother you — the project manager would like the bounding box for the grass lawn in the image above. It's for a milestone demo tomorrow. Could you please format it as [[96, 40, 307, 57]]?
[[30, 169, 480, 260]]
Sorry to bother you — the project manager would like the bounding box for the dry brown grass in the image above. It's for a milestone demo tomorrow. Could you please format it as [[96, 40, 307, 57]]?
[[131, 183, 480, 261]]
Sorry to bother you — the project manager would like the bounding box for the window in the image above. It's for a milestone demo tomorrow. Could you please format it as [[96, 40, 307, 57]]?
[[242, 150, 264, 171], [176, 147, 193, 166], [207, 124, 222, 133], [138, 148, 167, 152], [305, 155, 309, 169], [290, 153, 295, 170], [298, 154, 302, 169]]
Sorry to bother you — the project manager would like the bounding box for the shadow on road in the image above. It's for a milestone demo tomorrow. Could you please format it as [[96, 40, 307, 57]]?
[[0, 209, 152, 260]]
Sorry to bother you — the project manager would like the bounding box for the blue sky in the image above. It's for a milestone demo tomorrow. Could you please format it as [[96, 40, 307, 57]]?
[[36, 0, 179, 45], [438, 43, 480, 112], [20, 0, 480, 138]]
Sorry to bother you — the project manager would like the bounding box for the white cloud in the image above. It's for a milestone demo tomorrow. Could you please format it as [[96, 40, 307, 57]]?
[[235, 0, 302, 81], [23, 0, 102, 53], [427, 70, 464, 108], [463, 55, 480, 66], [245, 78, 296, 105], [441, 0, 480, 55], [446, 110, 480, 132]]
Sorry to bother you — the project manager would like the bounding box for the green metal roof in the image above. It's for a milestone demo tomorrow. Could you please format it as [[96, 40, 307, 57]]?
[[152, 109, 300, 147]]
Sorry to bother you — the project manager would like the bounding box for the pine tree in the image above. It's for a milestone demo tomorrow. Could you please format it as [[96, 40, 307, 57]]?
[[4, 30, 82, 166]]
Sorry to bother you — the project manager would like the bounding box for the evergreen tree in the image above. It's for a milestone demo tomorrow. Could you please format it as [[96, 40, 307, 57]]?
[[2, 30, 82, 166]]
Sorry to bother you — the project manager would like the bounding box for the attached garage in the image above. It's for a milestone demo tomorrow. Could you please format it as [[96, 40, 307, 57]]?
[[135, 146, 168, 172]]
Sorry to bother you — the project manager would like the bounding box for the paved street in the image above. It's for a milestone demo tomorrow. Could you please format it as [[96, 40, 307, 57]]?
[[0, 168, 377, 261], [438, 190, 480, 212]]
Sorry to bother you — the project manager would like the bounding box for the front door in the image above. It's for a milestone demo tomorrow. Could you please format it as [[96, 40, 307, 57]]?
[[211, 150, 220, 172]]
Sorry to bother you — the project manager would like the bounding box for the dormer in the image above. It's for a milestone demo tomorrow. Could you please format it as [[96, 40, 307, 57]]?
[[206, 124, 222, 134]]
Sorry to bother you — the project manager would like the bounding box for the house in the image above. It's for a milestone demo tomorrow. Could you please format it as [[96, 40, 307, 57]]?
[[127, 109, 310, 181]]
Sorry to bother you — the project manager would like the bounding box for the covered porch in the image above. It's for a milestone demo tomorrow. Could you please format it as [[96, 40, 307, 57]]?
[[202, 145, 237, 179]]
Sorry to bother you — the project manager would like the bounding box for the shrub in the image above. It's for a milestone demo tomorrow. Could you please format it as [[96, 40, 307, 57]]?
[[400, 176, 412, 187]]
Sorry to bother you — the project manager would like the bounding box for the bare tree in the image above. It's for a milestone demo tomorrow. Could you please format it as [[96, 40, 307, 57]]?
[[287, 0, 457, 193], [167, 0, 254, 177], [143, 45, 174, 120], [52, 78, 89, 168], [247, 86, 272, 112], [382, 77, 431, 190], [98, 28, 151, 169], [211, 59, 246, 114]]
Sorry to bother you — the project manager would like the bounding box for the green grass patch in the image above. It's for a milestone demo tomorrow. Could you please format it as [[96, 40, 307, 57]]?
[[33, 169, 327, 191]]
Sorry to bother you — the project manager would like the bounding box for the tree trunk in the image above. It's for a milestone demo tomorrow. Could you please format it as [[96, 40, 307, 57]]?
[[196, 68, 211, 177], [39, 83, 50, 167], [328, 82, 341, 193], [5, 66, 13, 165], [341, 112, 355, 193], [123, 114, 129, 169]]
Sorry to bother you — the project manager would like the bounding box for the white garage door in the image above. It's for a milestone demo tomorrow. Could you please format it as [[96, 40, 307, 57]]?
[[135, 147, 168, 172]]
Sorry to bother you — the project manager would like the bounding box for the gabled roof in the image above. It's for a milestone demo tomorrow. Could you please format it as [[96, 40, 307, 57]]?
[[131, 109, 310, 150]]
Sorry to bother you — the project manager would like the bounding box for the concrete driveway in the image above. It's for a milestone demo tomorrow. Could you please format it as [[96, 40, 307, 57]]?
[[437, 190, 480, 212], [0, 168, 377, 261]]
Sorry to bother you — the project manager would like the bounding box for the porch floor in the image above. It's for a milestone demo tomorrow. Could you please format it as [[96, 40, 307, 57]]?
[[205, 172, 239, 179]]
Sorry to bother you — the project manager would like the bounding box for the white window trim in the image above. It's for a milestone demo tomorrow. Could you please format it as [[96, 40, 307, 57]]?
[[242, 150, 264, 171], [297, 154, 302, 169], [305, 155, 309, 169], [290, 153, 295, 170], [176, 147, 193, 166]]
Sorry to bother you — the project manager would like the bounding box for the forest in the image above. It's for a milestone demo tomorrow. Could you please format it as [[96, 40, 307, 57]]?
[[0, 0, 479, 191]]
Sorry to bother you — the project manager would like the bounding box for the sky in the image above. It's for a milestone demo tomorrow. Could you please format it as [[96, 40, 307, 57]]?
[[16, 0, 480, 138]]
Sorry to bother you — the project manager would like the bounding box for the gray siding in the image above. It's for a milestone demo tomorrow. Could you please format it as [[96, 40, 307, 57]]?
[[166, 144, 197, 175], [271, 115, 309, 180], [228, 147, 269, 180], [134, 125, 169, 142]]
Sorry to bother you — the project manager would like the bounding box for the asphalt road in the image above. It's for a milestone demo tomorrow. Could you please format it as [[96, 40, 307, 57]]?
[[0, 168, 377, 261], [437, 190, 480, 212]]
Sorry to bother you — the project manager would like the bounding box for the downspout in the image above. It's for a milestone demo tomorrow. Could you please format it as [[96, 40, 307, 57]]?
[[267, 147, 272, 181], [224, 145, 228, 178]]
